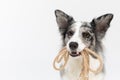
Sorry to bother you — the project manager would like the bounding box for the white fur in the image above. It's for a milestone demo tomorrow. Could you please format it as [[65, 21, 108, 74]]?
[[67, 22, 85, 53], [61, 55, 104, 80]]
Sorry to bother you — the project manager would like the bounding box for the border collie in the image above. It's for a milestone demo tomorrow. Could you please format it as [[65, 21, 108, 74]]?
[[54, 10, 113, 80]]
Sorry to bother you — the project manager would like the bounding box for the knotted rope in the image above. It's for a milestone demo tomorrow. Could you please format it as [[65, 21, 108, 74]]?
[[53, 47, 103, 80]]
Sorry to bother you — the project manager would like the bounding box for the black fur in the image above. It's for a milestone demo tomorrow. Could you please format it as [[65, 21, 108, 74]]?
[[55, 10, 74, 39], [91, 14, 113, 40]]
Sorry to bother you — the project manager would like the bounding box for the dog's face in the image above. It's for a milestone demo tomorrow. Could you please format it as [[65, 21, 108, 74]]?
[[55, 10, 113, 57]]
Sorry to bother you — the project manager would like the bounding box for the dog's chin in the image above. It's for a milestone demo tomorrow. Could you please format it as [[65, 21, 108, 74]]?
[[69, 52, 81, 57]]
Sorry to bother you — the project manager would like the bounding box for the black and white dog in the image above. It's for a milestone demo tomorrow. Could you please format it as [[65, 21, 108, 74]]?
[[54, 10, 113, 80]]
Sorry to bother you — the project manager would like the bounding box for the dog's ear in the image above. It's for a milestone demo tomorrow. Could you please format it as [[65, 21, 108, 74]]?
[[91, 13, 113, 40], [55, 10, 74, 34]]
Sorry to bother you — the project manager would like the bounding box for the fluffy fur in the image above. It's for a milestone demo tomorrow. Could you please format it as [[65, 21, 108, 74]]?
[[55, 10, 113, 80]]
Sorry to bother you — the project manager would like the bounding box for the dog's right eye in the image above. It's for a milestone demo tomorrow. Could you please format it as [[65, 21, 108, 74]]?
[[67, 30, 74, 37]]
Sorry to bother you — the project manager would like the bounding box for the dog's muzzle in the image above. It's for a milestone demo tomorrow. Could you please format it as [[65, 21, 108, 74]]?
[[69, 42, 84, 57]]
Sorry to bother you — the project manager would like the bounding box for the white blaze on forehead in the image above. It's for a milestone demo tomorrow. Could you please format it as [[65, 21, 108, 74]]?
[[70, 22, 82, 32], [67, 22, 86, 52]]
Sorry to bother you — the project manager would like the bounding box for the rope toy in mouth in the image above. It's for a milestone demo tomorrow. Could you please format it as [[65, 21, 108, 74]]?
[[53, 47, 103, 80]]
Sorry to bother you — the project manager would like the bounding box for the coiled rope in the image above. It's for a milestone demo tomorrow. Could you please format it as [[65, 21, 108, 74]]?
[[53, 47, 103, 80]]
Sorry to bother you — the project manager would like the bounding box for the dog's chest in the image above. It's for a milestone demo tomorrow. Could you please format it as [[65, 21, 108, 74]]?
[[61, 56, 104, 80]]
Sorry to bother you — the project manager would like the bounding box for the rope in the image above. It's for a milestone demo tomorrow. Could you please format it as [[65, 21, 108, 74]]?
[[53, 47, 103, 80], [53, 47, 69, 70]]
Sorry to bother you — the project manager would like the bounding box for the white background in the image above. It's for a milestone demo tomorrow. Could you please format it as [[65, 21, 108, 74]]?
[[0, 0, 119, 80]]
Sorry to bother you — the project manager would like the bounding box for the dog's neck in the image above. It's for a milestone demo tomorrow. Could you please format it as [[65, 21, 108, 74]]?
[[61, 51, 104, 80]]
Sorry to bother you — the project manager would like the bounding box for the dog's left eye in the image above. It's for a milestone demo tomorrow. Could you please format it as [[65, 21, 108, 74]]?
[[82, 32, 92, 40]]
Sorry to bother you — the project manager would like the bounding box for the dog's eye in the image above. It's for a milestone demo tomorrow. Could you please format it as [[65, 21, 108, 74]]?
[[67, 30, 74, 37], [82, 32, 91, 40]]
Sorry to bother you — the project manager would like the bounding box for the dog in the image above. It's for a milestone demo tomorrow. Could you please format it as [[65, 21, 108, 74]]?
[[54, 10, 113, 80]]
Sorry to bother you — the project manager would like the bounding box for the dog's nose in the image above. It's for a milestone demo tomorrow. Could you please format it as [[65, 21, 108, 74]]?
[[69, 42, 78, 50]]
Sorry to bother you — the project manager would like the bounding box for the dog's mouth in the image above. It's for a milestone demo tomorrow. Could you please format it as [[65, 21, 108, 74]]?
[[69, 52, 81, 57]]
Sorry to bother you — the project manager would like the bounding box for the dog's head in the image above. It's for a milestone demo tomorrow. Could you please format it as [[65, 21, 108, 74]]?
[[55, 10, 113, 57]]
